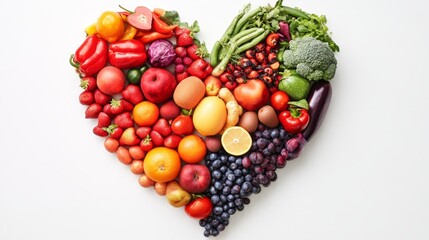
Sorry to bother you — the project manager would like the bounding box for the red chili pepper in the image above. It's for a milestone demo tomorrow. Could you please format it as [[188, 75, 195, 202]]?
[[187, 59, 212, 79], [108, 39, 147, 69], [70, 35, 108, 77], [152, 13, 177, 34], [138, 31, 173, 44], [278, 108, 310, 134]]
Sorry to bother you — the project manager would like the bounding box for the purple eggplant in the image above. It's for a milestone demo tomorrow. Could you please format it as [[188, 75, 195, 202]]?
[[302, 80, 332, 142]]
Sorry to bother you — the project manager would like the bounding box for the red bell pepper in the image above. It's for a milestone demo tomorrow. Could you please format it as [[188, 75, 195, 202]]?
[[278, 108, 310, 134], [187, 59, 212, 79], [70, 35, 108, 76], [108, 39, 147, 69]]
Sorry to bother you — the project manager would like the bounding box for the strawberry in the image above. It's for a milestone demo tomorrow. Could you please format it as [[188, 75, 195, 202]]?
[[150, 130, 164, 147], [186, 43, 208, 60], [175, 71, 189, 82], [176, 21, 199, 47], [93, 126, 108, 137], [174, 46, 187, 58], [97, 112, 111, 128], [85, 103, 102, 118], [110, 98, 125, 115], [102, 103, 114, 118], [174, 27, 191, 37], [79, 91, 94, 105], [80, 76, 97, 92], [121, 85, 144, 105], [104, 124, 123, 139], [153, 118, 172, 137], [140, 135, 153, 152], [114, 112, 134, 129], [94, 89, 112, 105], [136, 126, 152, 139], [119, 127, 141, 146], [176, 32, 194, 47], [121, 99, 134, 112]]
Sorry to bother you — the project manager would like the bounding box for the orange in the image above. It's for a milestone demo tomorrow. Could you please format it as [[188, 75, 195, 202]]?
[[178, 134, 207, 164], [133, 101, 159, 126], [143, 147, 181, 183], [221, 126, 252, 156]]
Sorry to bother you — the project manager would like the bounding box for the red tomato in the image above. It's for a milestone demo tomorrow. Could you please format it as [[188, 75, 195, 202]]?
[[171, 115, 194, 135], [270, 91, 290, 112], [233, 79, 269, 111], [96, 66, 126, 95], [185, 197, 213, 219]]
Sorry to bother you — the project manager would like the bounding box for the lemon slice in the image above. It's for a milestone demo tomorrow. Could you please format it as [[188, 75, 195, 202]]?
[[221, 126, 252, 156]]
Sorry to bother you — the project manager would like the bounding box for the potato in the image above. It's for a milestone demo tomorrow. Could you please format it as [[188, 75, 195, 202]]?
[[238, 111, 259, 133], [258, 105, 279, 128]]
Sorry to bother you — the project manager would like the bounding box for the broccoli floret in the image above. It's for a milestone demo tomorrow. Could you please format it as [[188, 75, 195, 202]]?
[[283, 37, 337, 81]]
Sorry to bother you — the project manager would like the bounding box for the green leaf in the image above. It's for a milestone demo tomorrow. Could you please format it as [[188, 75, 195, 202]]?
[[288, 99, 309, 110]]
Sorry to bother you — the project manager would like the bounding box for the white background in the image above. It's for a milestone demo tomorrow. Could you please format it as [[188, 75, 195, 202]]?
[[1, 0, 428, 239]]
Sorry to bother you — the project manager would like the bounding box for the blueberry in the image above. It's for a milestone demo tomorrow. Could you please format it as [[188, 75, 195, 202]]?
[[222, 186, 231, 195], [211, 195, 220, 205], [229, 162, 238, 170], [235, 177, 244, 186], [231, 185, 240, 194], [228, 156, 236, 163], [220, 166, 228, 173], [217, 224, 225, 232], [214, 206, 223, 215], [242, 182, 252, 192], [228, 208, 236, 215], [209, 153, 218, 161], [214, 181, 223, 190], [227, 173, 236, 182], [221, 212, 230, 220], [212, 170, 222, 180], [212, 160, 222, 169], [210, 186, 217, 195]]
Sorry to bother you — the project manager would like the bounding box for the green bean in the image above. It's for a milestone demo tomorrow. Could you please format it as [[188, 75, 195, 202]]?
[[234, 29, 270, 54], [281, 6, 310, 19], [210, 41, 222, 67], [232, 6, 263, 35]]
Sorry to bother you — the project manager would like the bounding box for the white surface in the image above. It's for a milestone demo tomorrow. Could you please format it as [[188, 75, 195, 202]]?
[[1, 0, 428, 239]]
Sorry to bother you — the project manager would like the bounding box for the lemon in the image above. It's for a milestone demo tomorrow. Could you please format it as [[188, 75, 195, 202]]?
[[221, 126, 252, 156]]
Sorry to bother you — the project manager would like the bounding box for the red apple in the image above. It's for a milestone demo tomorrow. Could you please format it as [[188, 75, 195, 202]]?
[[203, 75, 222, 96], [179, 164, 211, 193], [233, 79, 269, 111], [140, 68, 177, 104]]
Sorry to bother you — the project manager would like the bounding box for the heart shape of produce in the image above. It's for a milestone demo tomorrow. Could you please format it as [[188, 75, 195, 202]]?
[[70, 0, 339, 237]]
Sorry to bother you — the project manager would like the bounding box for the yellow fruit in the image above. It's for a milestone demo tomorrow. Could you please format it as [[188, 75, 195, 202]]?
[[221, 126, 252, 156], [192, 96, 227, 136]]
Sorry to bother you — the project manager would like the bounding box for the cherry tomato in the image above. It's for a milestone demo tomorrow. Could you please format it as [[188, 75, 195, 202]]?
[[266, 33, 280, 47], [171, 115, 194, 135], [185, 197, 213, 219], [270, 90, 290, 112]]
